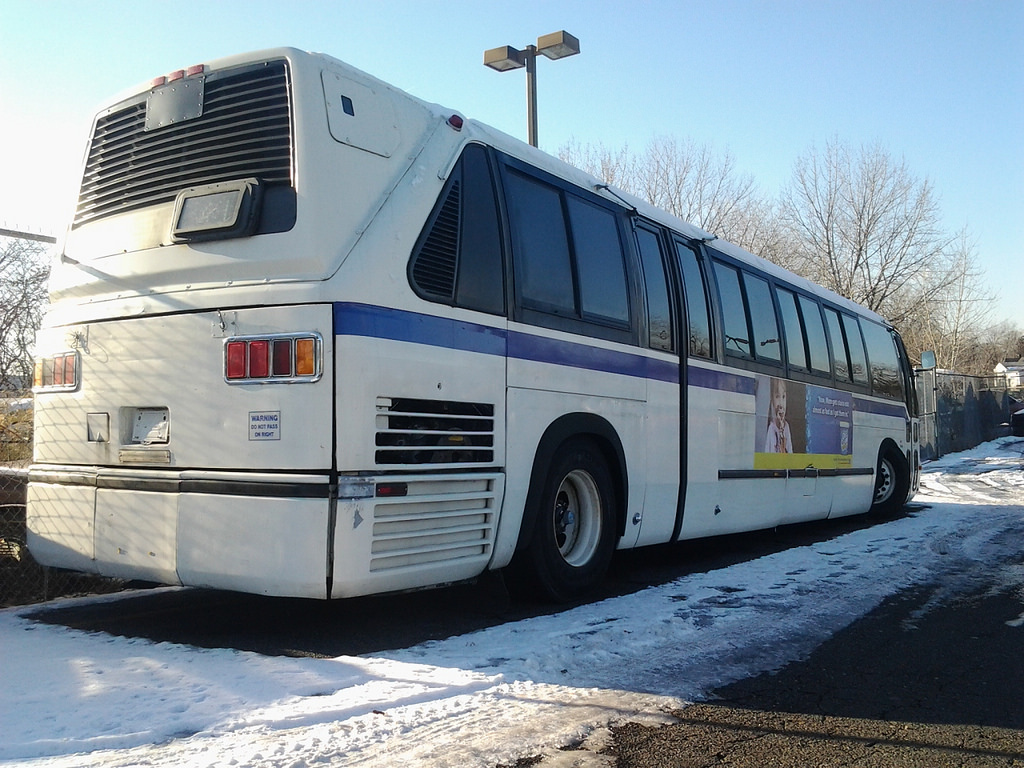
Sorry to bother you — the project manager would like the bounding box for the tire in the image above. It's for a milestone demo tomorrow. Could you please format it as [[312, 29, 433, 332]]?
[[517, 439, 618, 603], [871, 448, 910, 517]]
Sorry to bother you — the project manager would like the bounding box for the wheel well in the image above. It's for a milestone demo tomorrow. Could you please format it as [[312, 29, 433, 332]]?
[[875, 437, 911, 507], [515, 413, 628, 554], [877, 438, 908, 470]]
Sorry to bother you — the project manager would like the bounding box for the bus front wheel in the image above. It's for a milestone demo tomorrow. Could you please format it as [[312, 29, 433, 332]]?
[[518, 438, 617, 602]]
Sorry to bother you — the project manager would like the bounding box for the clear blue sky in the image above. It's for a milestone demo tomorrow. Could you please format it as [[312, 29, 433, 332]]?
[[1, 0, 1021, 327]]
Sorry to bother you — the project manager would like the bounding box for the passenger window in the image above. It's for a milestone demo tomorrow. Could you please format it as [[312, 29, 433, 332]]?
[[636, 227, 674, 352], [505, 170, 574, 315], [742, 272, 781, 364], [776, 288, 807, 371], [842, 314, 869, 385], [798, 296, 830, 375], [824, 308, 851, 382], [862, 320, 904, 399], [714, 261, 751, 358], [676, 242, 713, 358], [567, 196, 630, 324]]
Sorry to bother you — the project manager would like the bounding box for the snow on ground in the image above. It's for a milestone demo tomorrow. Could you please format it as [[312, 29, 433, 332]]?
[[2, 438, 1023, 767]]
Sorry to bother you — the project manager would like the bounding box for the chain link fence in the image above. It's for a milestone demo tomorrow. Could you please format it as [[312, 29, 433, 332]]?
[[917, 370, 1018, 462], [1, 399, 124, 608]]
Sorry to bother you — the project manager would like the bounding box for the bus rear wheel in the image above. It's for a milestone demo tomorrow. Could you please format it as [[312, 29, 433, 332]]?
[[518, 439, 617, 603], [871, 448, 909, 517]]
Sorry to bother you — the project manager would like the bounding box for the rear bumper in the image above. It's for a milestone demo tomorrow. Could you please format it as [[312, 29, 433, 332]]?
[[26, 465, 332, 598]]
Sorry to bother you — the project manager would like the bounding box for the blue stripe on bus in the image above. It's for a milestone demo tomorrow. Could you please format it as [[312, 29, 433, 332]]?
[[334, 302, 506, 356], [688, 365, 757, 396], [333, 302, 680, 383], [507, 330, 680, 383], [853, 396, 908, 418], [332, 304, 905, 409]]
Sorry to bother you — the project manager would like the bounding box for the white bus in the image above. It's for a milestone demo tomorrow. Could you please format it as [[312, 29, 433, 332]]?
[[28, 48, 920, 602]]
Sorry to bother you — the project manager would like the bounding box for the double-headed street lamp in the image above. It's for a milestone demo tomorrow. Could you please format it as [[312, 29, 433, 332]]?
[[483, 30, 580, 148]]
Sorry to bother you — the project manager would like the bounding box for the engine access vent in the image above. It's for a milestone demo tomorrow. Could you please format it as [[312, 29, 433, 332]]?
[[74, 60, 293, 228], [409, 180, 460, 301], [375, 397, 494, 466]]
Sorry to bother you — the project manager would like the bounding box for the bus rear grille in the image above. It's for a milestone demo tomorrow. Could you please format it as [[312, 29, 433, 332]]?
[[74, 60, 293, 228], [375, 397, 495, 466], [370, 475, 497, 572]]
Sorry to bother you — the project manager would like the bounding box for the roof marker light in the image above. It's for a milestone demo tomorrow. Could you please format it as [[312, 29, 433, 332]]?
[[167, 69, 185, 82], [186, 64, 205, 77], [447, 114, 464, 131]]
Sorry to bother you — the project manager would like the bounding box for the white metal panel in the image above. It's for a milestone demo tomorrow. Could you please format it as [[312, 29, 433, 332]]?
[[94, 488, 179, 583], [26, 482, 97, 572], [176, 494, 329, 598], [33, 304, 334, 470], [633, 375, 680, 547]]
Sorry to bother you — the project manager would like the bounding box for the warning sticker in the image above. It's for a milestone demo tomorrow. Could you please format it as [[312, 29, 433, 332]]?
[[249, 411, 281, 441]]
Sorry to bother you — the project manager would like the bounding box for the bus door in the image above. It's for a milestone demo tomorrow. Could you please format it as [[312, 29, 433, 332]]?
[[633, 222, 685, 547]]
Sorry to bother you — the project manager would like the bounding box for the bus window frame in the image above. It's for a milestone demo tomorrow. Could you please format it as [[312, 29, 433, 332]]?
[[495, 153, 640, 346], [706, 249, 786, 376], [633, 220, 680, 355]]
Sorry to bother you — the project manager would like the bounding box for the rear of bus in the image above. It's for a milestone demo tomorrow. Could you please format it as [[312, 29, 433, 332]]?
[[27, 48, 478, 598]]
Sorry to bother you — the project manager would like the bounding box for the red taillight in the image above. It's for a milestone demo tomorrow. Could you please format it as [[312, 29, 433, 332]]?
[[224, 335, 320, 383], [35, 351, 78, 390], [248, 340, 270, 378], [225, 341, 247, 379]]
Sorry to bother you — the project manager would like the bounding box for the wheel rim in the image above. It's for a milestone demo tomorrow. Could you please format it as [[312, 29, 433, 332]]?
[[552, 469, 603, 568], [874, 456, 894, 505]]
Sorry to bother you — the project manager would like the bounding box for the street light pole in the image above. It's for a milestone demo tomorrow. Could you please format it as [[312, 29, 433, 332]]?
[[483, 31, 580, 148], [523, 45, 538, 147]]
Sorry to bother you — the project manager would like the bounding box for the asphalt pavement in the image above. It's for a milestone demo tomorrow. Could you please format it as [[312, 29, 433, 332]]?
[[600, 563, 1024, 767]]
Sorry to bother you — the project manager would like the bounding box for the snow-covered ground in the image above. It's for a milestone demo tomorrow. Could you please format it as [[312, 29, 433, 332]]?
[[3, 438, 1023, 767]]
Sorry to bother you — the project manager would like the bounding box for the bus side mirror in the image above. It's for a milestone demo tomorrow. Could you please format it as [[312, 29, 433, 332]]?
[[920, 350, 936, 370]]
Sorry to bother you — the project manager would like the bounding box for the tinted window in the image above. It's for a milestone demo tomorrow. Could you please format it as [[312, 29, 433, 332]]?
[[825, 308, 851, 382], [636, 227, 673, 352], [798, 296, 830, 375], [505, 171, 574, 314], [456, 145, 504, 314], [743, 272, 781, 364], [777, 288, 807, 371], [842, 313, 869, 385], [677, 243, 712, 358], [567, 196, 629, 324], [714, 261, 751, 357], [409, 145, 504, 315], [862, 320, 904, 399]]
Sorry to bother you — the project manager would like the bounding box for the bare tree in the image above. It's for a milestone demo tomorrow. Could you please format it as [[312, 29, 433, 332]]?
[[0, 237, 51, 393], [559, 136, 780, 258], [779, 139, 961, 324], [778, 139, 996, 370]]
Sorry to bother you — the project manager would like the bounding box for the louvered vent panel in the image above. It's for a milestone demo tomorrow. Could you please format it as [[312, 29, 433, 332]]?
[[410, 181, 460, 299], [375, 397, 494, 467], [74, 61, 293, 227], [370, 474, 498, 573]]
